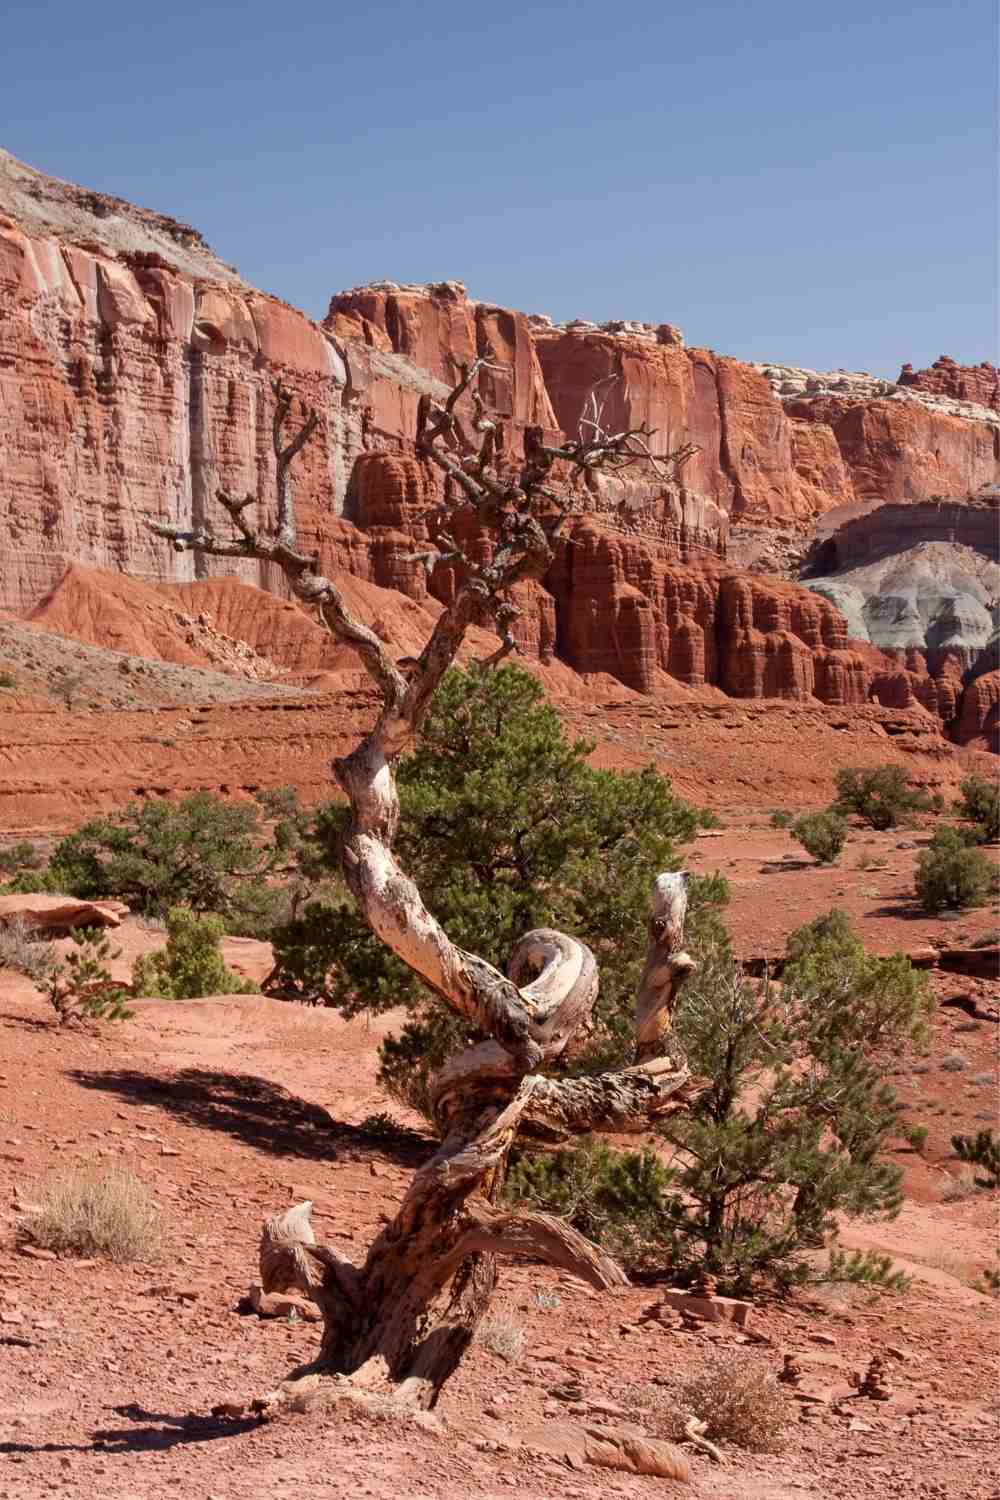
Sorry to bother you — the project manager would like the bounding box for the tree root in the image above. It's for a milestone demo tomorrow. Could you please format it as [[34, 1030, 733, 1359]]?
[[251, 1369, 442, 1430]]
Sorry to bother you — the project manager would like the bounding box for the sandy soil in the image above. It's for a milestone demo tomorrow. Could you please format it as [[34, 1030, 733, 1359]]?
[[0, 831, 997, 1500]]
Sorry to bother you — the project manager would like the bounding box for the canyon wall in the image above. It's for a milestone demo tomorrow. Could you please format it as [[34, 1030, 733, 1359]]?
[[2, 149, 998, 734]]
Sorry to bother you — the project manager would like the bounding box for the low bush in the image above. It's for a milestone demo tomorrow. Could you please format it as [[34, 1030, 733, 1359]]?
[[834, 765, 933, 830], [0, 841, 42, 875], [951, 1129, 999, 1189], [915, 827, 993, 911], [47, 928, 133, 1022], [769, 810, 794, 829], [636, 1355, 790, 1454], [0, 916, 59, 985], [33, 792, 285, 925], [790, 810, 848, 865], [22, 1169, 159, 1261], [476, 1316, 524, 1363], [132, 907, 259, 999], [954, 774, 1000, 844]]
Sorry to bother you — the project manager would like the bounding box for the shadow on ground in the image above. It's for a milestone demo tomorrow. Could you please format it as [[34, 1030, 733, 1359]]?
[[0, 1405, 258, 1459], [68, 1066, 431, 1166]]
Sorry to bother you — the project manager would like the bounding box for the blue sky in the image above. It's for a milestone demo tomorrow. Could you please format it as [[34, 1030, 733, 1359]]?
[[4, 0, 995, 376]]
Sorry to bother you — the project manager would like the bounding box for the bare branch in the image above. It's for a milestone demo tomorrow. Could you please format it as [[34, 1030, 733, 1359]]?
[[452, 1203, 628, 1291]]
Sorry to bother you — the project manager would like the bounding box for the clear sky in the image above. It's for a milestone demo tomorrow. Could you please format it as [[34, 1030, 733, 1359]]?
[[4, 0, 996, 377]]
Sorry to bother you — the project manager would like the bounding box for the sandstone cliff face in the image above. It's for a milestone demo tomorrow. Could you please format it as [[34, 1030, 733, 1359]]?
[[899, 357, 1000, 411], [1, 151, 997, 740]]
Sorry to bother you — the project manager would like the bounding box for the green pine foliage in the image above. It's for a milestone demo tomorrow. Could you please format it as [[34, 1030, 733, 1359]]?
[[951, 1129, 999, 1189], [833, 765, 933, 830], [954, 774, 1000, 845], [654, 911, 931, 1293], [915, 826, 994, 911], [47, 928, 133, 1023], [265, 664, 726, 1110], [504, 911, 924, 1293], [132, 907, 259, 999], [15, 792, 284, 929], [790, 810, 848, 865], [0, 840, 42, 875], [505, 1137, 676, 1270]]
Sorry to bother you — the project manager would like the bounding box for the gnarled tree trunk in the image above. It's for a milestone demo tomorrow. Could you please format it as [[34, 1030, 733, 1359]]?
[[150, 366, 702, 1411]]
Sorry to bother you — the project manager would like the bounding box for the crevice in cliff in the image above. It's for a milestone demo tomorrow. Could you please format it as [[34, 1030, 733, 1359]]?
[[188, 349, 212, 582]]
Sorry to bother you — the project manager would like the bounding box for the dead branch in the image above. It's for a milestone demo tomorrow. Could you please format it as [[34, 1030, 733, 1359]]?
[[149, 362, 704, 1410]]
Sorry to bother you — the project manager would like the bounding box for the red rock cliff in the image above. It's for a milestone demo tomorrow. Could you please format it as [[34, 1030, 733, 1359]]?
[[1, 150, 996, 738]]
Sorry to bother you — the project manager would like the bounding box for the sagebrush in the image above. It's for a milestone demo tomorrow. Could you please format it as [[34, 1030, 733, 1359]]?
[[22, 1169, 160, 1261], [0, 915, 59, 984]]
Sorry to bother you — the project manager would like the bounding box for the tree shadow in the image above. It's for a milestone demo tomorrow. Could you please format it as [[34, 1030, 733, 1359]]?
[[68, 1066, 431, 1167], [0, 1405, 258, 1458]]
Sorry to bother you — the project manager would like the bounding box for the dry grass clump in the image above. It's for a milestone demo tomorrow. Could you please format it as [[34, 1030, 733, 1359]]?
[[940, 1166, 978, 1203], [22, 1169, 160, 1262], [940, 1052, 969, 1073], [0, 916, 59, 984], [477, 1315, 524, 1364], [631, 1355, 790, 1454]]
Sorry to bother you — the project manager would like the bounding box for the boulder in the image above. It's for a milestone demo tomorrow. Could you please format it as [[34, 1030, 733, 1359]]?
[[0, 894, 128, 933]]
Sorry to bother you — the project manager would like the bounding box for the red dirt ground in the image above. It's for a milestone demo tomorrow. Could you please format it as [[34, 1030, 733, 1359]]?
[[0, 824, 997, 1500]]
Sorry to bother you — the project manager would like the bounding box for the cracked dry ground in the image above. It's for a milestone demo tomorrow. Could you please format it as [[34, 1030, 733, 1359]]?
[[0, 825, 998, 1500]]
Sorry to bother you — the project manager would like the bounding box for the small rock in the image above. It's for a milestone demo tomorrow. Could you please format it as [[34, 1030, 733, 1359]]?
[[810, 1332, 837, 1346], [657, 1289, 751, 1327], [211, 1401, 246, 1420], [19, 1245, 56, 1261]]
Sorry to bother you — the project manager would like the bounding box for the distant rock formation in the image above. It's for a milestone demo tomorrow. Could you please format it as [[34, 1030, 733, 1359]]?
[[898, 356, 1000, 412], [1, 148, 998, 744]]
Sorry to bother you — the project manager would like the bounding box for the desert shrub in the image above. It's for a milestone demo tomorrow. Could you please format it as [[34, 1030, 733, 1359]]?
[[639, 1355, 789, 1453], [0, 670, 17, 690], [37, 792, 284, 924], [769, 810, 794, 829], [655, 911, 931, 1292], [971, 930, 1000, 948], [915, 826, 993, 911], [22, 1169, 159, 1260], [132, 907, 258, 999], [505, 915, 926, 1293], [476, 1316, 524, 1363], [504, 1137, 676, 1270], [834, 765, 933, 830], [265, 665, 725, 1113], [51, 671, 86, 710], [902, 1122, 929, 1153], [972, 1252, 1000, 1296], [790, 810, 848, 865], [0, 916, 59, 985], [954, 774, 1000, 844], [940, 1167, 978, 1202], [951, 1129, 999, 1189], [940, 1051, 968, 1072], [47, 928, 133, 1022], [0, 841, 42, 874]]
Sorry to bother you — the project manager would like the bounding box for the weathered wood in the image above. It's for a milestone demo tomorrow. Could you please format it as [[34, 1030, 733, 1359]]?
[[150, 365, 703, 1412]]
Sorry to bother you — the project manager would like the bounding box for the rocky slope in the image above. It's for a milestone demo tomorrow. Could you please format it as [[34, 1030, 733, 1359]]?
[[2, 148, 998, 740]]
